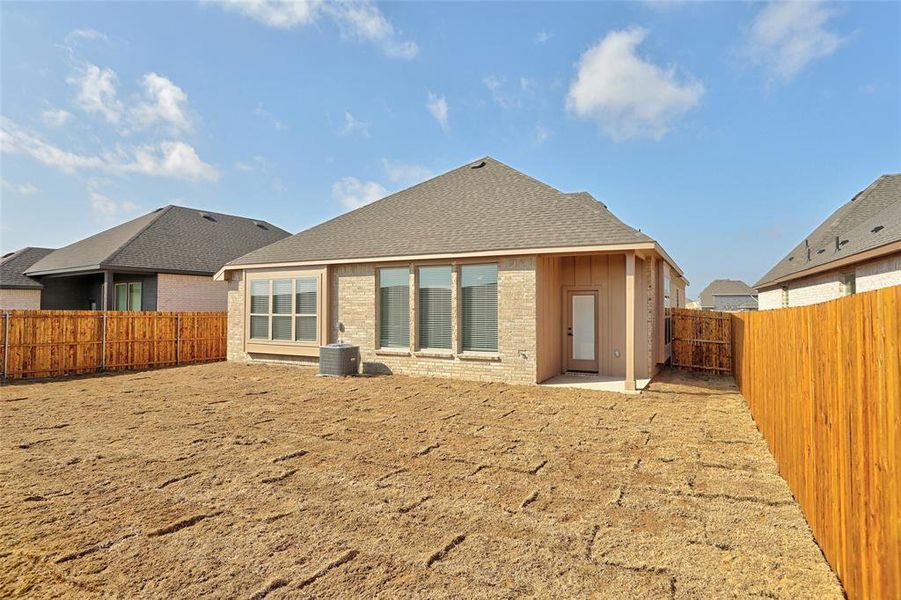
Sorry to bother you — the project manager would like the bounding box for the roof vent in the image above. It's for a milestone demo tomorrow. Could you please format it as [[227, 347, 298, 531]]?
[[199, 212, 217, 222], [1, 251, 14, 259], [153, 207, 165, 213], [871, 225, 884, 233], [816, 248, 825, 255], [253, 221, 269, 230], [470, 160, 486, 169], [840, 239, 849, 246], [788, 256, 794, 262]]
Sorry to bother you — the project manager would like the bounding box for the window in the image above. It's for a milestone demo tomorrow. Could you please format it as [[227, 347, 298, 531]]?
[[418, 266, 452, 350], [249, 277, 318, 343], [843, 273, 856, 296], [461, 264, 498, 352], [379, 267, 410, 348], [781, 286, 789, 308], [114, 282, 142, 311], [663, 274, 672, 345]]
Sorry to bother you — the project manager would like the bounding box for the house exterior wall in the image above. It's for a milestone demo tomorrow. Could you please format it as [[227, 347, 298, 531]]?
[[157, 273, 227, 311], [0, 289, 41, 310], [40, 274, 104, 310], [227, 271, 248, 362], [757, 251, 901, 310], [331, 257, 538, 385], [113, 273, 158, 311]]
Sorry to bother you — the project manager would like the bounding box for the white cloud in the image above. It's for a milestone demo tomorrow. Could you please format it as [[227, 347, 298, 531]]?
[[534, 31, 552, 44], [130, 73, 192, 132], [482, 75, 536, 110], [1, 118, 219, 181], [534, 123, 552, 145], [566, 27, 703, 141], [214, 0, 418, 59], [1, 178, 40, 195], [42, 108, 73, 127], [235, 155, 269, 171], [426, 92, 448, 131], [67, 63, 123, 124], [381, 159, 432, 186], [339, 111, 369, 136], [65, 28, 109, 44], [332, 176, 388, 210], [254, 102, 286, 130], [86, 182, 140, 218], [744, 2, 844, 83]]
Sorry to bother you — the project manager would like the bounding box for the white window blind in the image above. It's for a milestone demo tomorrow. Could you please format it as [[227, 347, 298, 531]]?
[[250, 280, 270, 340], [461, 264, 498, 352], [295, 277, 317, 341], [271, 279, 293, 340], [418, 266, 452, 350], [379, 267, 409, 348]]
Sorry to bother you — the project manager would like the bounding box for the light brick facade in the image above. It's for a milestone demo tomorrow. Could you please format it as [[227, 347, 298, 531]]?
[[157, 273, 228, 311], [758, 251, 901, 309], [0, 288, 41, 310]]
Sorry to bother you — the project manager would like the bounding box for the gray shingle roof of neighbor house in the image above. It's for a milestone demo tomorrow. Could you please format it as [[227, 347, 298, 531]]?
[[26, 205, 290, 277], [227, 156, 662, 268], [0, 247, 55, 289], [698, 279, 758, 309], [755, 174, 901, 289]]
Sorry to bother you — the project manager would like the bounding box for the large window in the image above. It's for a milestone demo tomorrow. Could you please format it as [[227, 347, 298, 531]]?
[[418, 266, 452, 350], [663, 273, 672, 345], [114, 282, 142, 311], [461, 264, 498, 352], [379, 267, 409, 348], [249, 277, 318, 342]]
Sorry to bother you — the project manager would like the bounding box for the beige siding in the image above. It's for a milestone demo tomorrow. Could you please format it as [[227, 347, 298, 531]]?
[[157, 273, 228, 311], [0, 289, 42, 310]]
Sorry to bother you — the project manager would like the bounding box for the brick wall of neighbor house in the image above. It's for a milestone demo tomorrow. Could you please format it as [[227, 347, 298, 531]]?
[[856, 252, 901, 292], [0, 289, 42, 310], [332, 257, 538, 385], [758, 288, 783, 310], [157, 273, 228, 311]]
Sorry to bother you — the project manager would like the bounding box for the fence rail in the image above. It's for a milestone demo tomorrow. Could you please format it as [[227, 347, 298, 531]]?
[[732, 287, 899, 600], [0, 310, 227, 380], [671, 307, 732, 372]]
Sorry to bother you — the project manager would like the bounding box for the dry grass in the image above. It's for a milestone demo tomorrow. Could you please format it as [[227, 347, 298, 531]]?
[[0, 364, 842, 598]]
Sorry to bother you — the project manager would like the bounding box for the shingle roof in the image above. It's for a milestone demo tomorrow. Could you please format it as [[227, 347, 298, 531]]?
[[27, 206, 290, 276], [698, 279, 757, 309], [0, 247, 55, 289], [229, 157, 654, 267], [755, 174, 901, 289]]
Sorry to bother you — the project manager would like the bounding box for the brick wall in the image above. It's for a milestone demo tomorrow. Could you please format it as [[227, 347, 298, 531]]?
[[0, 289, 41, 310], [227, 272, 248, 362], [856, 253, 901, 292], [757, 288, 783, 310], [331, 257, 538, 385], [157, 273, 228, 311]]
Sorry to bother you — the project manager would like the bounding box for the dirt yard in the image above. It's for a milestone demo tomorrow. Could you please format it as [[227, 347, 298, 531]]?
[[1, 363, 841, 599]]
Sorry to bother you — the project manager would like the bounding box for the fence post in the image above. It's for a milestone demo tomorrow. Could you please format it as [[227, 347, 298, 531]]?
[[2, 312, 9, 381], [101, 312, 107, 371], [176, 313, 181, 366]]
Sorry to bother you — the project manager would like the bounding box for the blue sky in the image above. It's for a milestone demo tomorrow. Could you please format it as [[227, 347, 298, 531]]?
[[1, 1, 899, 297]]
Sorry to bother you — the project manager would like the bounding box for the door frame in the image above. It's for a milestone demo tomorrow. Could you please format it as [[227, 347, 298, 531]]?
[[563, 287, 600, 373]]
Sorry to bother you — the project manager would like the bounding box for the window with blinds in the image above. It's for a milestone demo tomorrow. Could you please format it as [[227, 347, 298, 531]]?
[[379, 267, 409, 348], [461, 264, 498, 352], [418, 266, 452, 350], [248, 277, 318, 343]]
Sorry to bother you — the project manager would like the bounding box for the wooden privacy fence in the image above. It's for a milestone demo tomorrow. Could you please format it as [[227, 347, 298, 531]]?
[[671, 307, 732, 372], [732, 287, 900, 600], [0, 310, 227, 380]]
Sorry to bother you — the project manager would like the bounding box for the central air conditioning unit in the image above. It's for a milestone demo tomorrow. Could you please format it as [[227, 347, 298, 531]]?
[[319, 342, 359, 377]]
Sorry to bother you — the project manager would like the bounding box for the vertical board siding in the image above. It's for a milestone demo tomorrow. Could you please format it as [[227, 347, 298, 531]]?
[[1, 310, 227, 380], [671, 308, 732, 372], [732, 286, 900, 600]]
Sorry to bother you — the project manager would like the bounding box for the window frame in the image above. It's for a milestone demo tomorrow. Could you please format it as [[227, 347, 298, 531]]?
[[246, 271, 322, 348], [459, 263, 499, 353], [114, 281, 142, 311], [377, 266, 411, 350], [416, 264, 454, 352]]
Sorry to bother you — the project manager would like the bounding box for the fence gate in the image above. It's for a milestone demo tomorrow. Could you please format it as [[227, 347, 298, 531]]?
[[671, 308, 732, 373]]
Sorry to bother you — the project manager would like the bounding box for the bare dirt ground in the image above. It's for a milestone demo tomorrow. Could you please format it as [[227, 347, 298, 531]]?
[[1, 363, 841, 599]]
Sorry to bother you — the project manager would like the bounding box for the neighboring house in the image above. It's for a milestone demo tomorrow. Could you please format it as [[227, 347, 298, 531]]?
[[685, 298, 701, 310], [0, 247, 55, 309], [698, 279, 758, 311], [756, 174, 901, 309], [20, 206, 289, 312], [217, 157, 688, 391]]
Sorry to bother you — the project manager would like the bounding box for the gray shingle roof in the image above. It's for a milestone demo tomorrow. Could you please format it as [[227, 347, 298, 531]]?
[[229, 157, 654, 267], [755, 174, 901, 289], [0, 247, 55, 289], [698, 279, 757, 309], [27, 206, 290, 276]]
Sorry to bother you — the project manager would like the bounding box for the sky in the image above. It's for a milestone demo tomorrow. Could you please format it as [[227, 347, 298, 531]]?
[[1, 1, 899, 298]]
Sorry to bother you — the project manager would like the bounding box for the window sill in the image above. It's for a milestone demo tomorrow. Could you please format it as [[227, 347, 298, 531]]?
[[414, 350, 455, 359], [457, 352, 501, 362], [375, 348, 411, 357]]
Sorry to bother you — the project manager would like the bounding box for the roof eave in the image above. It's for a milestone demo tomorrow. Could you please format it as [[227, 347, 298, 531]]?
[[755, 239, 901, 289]]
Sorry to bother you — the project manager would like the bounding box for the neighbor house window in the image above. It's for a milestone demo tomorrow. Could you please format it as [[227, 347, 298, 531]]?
[[461, 264, 498, 352], [114, 282, 142, 311], [249, 277, 319, 342], [418, 266, 452, 350], [379, 267, 410, 348], [663, 274, 672, 345], [842, 272, 856, 296]]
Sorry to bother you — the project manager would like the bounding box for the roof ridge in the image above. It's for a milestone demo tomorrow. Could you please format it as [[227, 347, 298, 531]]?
[[102, 205, 173, 268]]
